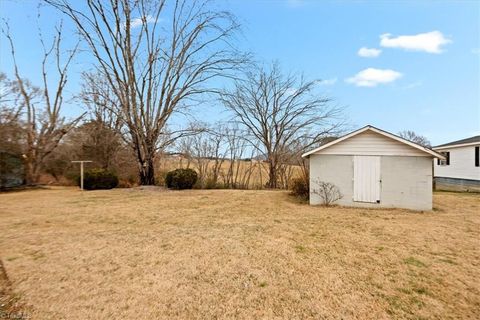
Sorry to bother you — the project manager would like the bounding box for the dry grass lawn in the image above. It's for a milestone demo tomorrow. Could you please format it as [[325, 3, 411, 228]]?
[[0, 187, 479, 319]]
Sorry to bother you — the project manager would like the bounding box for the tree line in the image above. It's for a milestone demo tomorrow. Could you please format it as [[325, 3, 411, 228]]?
[[0, 0, 343, 189], [0, 0, 429, 189]]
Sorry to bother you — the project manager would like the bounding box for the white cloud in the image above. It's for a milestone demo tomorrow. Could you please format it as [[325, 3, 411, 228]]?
[[358, 47, 382, 58], [380, 31, 451, 54], [346, 68, 403, 87], [319, 78, 337, 86], [130, 15, 157, 28]]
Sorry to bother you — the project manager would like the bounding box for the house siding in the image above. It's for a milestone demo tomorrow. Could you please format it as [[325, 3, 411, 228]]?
[[310, 154, 432, 211], [313, 131, 430, 157], [433, 145, 480, 181]]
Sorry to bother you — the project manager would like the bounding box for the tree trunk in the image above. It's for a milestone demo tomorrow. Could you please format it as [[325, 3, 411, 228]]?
[[24, 153, 41, 185], [267, 161, 277, 189], [24, 159, 36, 185], [139, 157, 155, 185]]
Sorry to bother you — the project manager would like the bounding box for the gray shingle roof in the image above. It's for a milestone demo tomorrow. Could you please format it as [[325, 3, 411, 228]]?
[[434, 135, 480, 148]]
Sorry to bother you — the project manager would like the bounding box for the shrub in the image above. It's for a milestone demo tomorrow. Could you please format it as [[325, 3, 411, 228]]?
[[289, 177, 309, 200], [165, 168, 198, 190], [79, 169, 118, 190], [312, 179, 343, 206]]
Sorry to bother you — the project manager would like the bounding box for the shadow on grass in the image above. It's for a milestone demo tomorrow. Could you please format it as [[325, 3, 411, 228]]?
[[0, 185, 50, 194]]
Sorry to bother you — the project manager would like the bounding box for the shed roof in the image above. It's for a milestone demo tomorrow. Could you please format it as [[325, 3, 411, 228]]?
[[433, 135, 480, 150], [302, 125, 445, 159]]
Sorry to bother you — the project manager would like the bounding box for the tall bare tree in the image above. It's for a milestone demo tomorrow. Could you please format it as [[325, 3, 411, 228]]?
[[2, 23, 83, 184], [398, 130, 431, 148], [0, 73, 25, 156], [220, 63, 343, 188], [46, 0, 247, 185]]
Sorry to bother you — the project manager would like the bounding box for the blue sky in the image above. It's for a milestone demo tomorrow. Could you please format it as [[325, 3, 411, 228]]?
[[1, 0, 479, 145]]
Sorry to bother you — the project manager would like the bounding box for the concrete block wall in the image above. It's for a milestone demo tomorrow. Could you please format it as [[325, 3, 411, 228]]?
[[309, 154, 433, 210]]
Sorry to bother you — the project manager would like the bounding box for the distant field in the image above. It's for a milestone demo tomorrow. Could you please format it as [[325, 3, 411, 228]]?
[[0, 188, 479, 319], [39, 156, 302, 189], [157, 156, 302, 188]]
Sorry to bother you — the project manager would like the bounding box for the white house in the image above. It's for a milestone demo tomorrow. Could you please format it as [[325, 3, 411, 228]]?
[[302, 125, 445, 211], [433, 136, 480, 192]]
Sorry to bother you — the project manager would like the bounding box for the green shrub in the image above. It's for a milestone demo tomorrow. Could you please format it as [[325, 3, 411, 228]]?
[[289, 177, 309, 200], [79, 169, 118, 190], [165, 168, 198, 190]]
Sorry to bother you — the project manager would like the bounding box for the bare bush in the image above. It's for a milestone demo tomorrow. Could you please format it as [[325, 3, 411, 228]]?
[[289, 177, 309, 199], [312, 179, 343, 206]]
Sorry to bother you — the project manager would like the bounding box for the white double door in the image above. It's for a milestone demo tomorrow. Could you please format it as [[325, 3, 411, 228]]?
[[353, 156, 381, 203]]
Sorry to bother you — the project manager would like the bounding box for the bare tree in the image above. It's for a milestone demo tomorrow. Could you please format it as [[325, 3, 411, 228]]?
[[46, 0, 247, 185], [289, 135, 339, 190], [78, 73, 127, 170], [180, 131, 210, 187], [398, 130, 431, 148], [73, 121, 124, 170], [220, 63, 343, 188], [178, 123, 227, 188], [2, 23, 84, 184], [32, 73, 137, 184], [0, 73, 26, 188], [0, 73, 25, 155], [221, 124, 258, 189], [208, 127, 228, 186], [81, 72, 123, 132]]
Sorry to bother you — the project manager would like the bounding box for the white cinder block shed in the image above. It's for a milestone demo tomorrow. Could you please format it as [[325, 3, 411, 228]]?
[[302, 125, 445, 211]]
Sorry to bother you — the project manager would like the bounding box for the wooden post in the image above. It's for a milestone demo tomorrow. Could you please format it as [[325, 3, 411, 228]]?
[[80, 162, 84, 190], [71, 161, 92, 190]]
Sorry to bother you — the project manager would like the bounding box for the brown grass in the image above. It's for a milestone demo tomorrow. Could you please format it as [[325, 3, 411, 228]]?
[[0, 259, 26, 319], [0, 187, 479, 319], [157, 156, 301, 189]]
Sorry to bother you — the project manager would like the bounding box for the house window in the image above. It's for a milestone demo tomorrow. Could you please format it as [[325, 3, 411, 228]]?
[[437, 151, 450, 166], [475, 146, 479, 167]]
